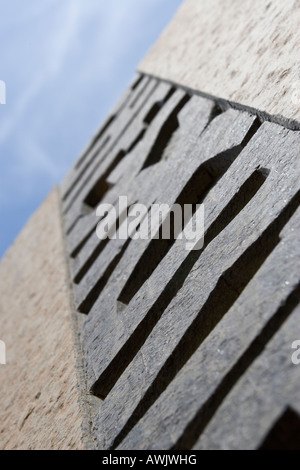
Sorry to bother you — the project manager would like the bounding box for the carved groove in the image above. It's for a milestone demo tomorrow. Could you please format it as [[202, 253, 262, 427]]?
[[73, 202, 137, 284], [78, 238, 132, 314], [129, 76, 152, 109], [143, 87, 176, 125], [108, 191, 300, 449], [59, 73, 300, 451], [259, 408, 300, 451], [62, 76, 157, 206], [118, 119, 262, 307], [172, 286, 300, 450], [73, 75, 143, 172], [91, 167, 269, 400], [140, 94, 190, 170]]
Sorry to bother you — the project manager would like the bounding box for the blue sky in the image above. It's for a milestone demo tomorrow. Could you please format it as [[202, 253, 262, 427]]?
[[0, 0, 183, 259]]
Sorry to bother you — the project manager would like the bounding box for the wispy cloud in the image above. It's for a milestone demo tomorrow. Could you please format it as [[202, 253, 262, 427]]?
[[0, 0, 183, 257], [0, 1, 81, 145]]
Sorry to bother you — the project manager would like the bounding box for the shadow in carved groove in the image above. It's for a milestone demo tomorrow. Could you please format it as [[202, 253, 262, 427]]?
[[259, 407, 300, 451], [73, 203, 136, 284], [105, 191, 300, 449], [172, 285, 300, 450], [118, 119, 262, 307], [91, 164, 270, 401], [83, 129, 146, 209], [74, 74, 144, 171], [63, 80, 174, 211], [140, 94, 190, 170], [65, 88, 179, 234], [64, 129, 145, 217], [78, 206, 152, 314], [62, 75, 156, 205]]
